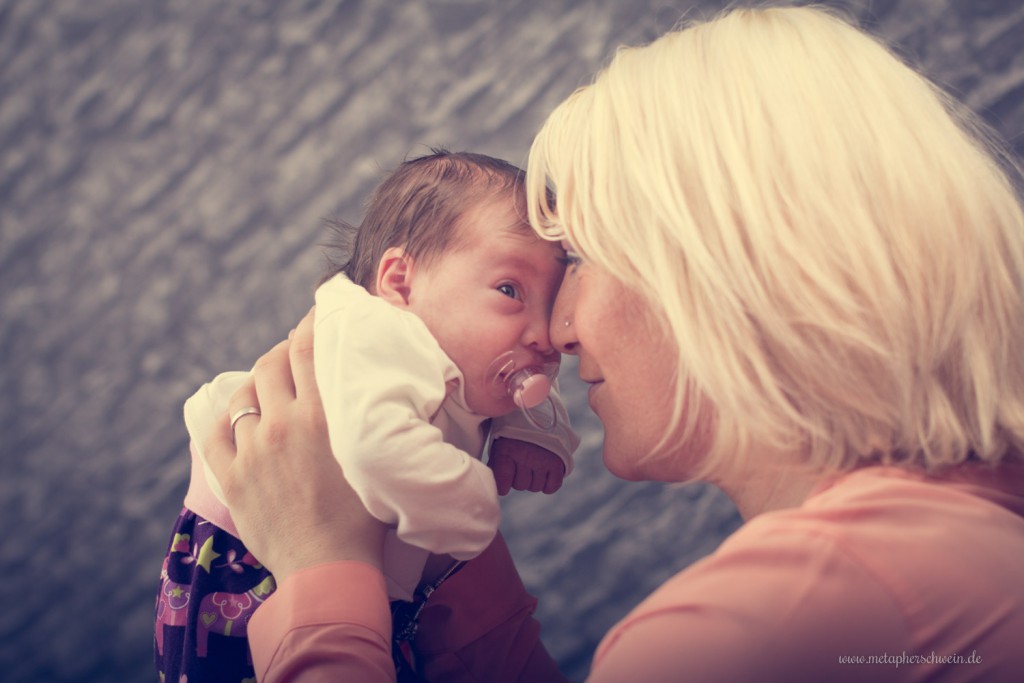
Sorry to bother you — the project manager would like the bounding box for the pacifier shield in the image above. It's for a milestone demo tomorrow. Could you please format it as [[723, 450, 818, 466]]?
[[513, 372, 552, 409]]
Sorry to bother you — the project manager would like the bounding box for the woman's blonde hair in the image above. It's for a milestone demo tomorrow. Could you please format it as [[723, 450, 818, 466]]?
[[527, 5, 1024, 477]]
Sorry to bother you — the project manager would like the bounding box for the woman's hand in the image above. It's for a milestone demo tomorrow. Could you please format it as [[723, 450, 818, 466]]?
[[204, 307, 388, 582]]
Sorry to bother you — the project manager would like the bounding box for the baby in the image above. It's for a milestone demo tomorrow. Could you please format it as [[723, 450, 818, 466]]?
[[155, 150, 579, 683]]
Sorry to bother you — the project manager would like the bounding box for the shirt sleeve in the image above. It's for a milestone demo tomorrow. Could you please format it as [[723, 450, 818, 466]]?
[[247, 537, 567, 683], [249, 561, 396, 683], [314, 277, 500, 559], [489, 380, 580, 475]]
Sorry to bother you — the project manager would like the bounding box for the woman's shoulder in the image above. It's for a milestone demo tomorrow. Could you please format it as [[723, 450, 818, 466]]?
[[589, 465, 1024, 682], [590, 517, 908, 682], [729, 465, 1024, 619]]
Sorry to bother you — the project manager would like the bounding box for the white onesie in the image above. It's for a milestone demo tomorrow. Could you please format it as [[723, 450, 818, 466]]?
[[183, 274, 578, 600]]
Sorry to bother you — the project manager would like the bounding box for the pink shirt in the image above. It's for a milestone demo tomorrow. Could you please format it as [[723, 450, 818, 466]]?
[[248, 465, 1024, 682]]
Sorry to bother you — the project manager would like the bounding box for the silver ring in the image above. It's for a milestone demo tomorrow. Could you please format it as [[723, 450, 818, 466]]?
[[230, 406, 261, 443]]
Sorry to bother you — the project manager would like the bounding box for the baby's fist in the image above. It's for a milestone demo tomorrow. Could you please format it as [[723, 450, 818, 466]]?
[[488, 438, 566, 496]]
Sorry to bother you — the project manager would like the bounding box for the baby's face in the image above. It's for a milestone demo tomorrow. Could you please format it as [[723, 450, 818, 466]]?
[[405, 196, 566, 417]]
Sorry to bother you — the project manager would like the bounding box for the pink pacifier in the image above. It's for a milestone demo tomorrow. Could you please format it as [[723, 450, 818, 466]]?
[[510, 368, 552, 409], [486, 350, 560, 430]]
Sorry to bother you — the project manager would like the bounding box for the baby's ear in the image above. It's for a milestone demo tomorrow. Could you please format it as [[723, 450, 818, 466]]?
[[376, 247, 414, 305]]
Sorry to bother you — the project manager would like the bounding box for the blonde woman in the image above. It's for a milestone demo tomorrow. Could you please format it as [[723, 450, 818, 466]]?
[[206, 5, 1024, 682]]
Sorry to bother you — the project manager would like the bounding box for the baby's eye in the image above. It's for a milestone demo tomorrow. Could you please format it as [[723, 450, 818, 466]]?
[[497, 283, 520, 299]]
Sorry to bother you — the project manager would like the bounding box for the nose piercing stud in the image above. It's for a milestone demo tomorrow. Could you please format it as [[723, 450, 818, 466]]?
[[564, 320, 572, 327]]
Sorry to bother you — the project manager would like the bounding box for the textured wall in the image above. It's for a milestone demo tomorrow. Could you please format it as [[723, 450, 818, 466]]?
[[2, 1, 1022, 681]]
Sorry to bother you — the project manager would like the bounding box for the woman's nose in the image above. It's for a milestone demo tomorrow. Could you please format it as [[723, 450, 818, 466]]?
[[549, 275, 578, 355]]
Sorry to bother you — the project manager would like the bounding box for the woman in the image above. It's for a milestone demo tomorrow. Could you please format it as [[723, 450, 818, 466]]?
[[206, 5, 1024, 682]]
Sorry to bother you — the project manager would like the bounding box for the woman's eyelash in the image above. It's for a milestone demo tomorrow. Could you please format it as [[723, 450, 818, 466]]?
[[559, 251, 583, 269]]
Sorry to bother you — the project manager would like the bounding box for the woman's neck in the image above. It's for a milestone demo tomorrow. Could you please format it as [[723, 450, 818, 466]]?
[[710, 447, 824, 521]]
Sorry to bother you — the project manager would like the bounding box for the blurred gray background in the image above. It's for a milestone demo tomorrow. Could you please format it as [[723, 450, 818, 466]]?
[[2, 1, 1022, 681]]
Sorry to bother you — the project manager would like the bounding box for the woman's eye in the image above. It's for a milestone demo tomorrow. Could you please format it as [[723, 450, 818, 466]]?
[[560, 250, 583, 273], [497, 283, 519, 299]]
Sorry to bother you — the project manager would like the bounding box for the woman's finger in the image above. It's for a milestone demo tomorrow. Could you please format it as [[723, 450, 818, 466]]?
[[205, 376, 260, 505], [204, 410, 236, 498], [227, 375, 261, 453], [253, 338, 296, 410], [290, 307, 320, 402]]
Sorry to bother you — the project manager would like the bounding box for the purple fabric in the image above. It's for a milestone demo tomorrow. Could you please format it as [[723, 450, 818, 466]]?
[[154, 508, 276, 683]]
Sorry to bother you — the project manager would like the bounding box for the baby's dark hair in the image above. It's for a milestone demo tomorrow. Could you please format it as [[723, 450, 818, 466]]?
[[321, 148, 528, 290]]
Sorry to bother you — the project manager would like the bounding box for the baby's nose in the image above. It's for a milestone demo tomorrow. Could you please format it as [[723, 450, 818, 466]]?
[[522, 316, 555, 356]]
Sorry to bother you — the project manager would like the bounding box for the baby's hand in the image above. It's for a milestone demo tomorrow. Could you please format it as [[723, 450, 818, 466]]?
[[488, 438, 566, 496]]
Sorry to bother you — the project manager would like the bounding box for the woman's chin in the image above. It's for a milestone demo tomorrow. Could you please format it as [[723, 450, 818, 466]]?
[[602, 437, 701, 483], [601, 446, 646, 481]]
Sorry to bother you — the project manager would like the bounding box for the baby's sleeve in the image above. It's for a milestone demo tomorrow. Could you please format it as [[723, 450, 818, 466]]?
[[489, 381, 579, 476], [313, 278, 500, 559]]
